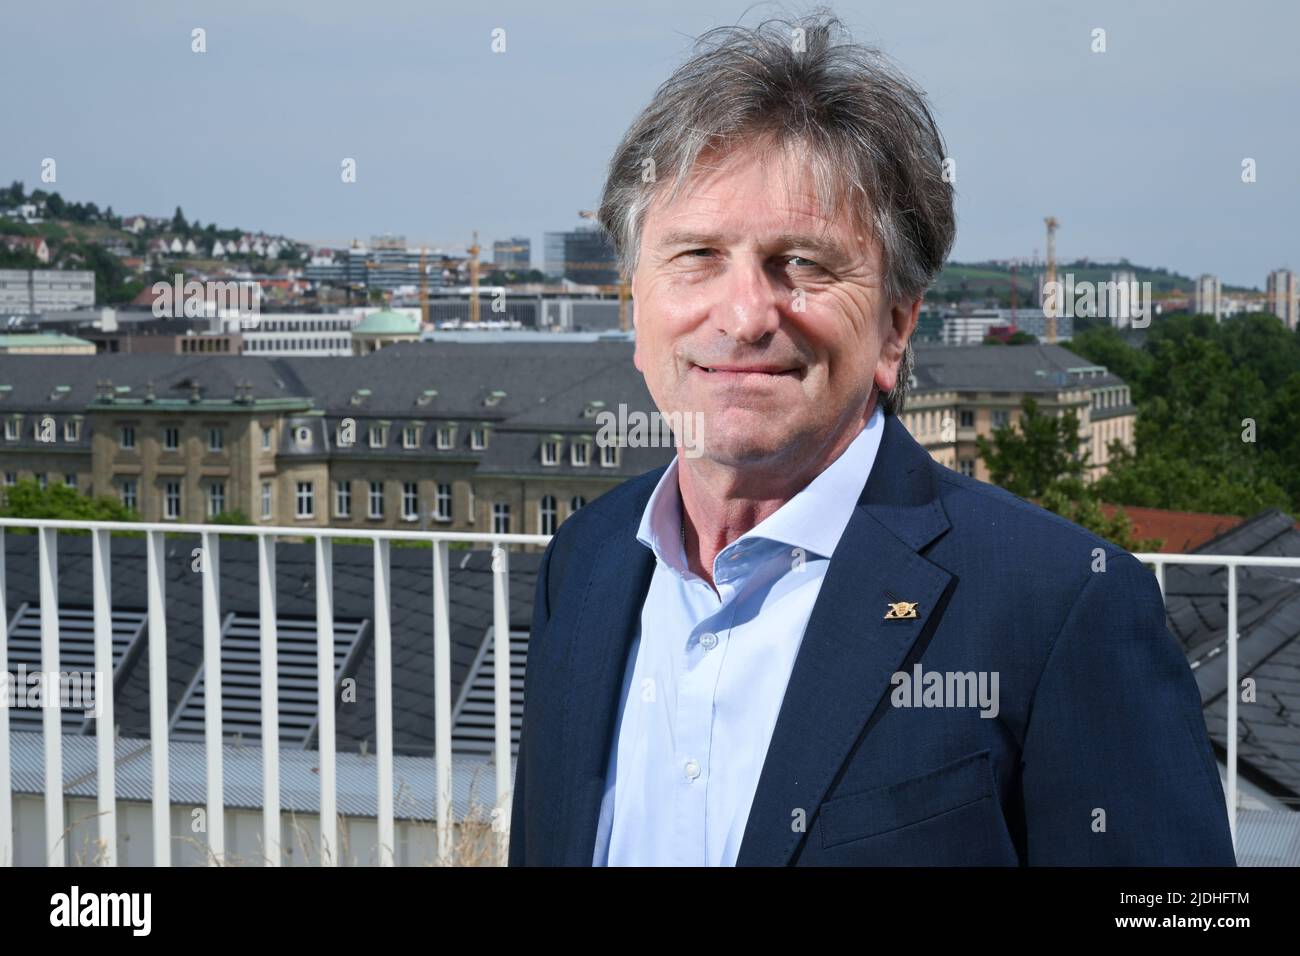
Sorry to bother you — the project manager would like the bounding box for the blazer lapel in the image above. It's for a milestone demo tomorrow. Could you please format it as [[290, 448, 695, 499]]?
[[735, 414, 953, 866], [555, 503, 657, 865]]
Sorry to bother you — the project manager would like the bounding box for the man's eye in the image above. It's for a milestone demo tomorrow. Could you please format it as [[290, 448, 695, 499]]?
[[786, 256, 820, 269]]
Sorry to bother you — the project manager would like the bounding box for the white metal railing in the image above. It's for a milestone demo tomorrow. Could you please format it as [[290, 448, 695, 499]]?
[[0, 521, 1289, 866], [1136, 551, 1300, 852], [0, 517, 550, 867]]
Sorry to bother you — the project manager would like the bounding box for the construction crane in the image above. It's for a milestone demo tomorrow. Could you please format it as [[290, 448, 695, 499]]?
[[1044, 216, 1059, 343], [578, 210, 632, 332]]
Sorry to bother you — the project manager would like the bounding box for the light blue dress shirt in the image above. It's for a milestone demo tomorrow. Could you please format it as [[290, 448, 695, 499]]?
[[592, 405, 885, 866]]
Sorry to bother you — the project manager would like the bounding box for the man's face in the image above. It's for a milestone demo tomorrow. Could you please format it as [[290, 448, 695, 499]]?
[[632, 139, 917, 473]]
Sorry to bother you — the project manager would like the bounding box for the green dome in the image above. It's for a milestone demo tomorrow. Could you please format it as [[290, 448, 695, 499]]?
[[354, 310, 420, 334]]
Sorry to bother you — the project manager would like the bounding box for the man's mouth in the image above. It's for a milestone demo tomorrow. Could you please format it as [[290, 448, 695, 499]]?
[[690, 363, 801, 380]]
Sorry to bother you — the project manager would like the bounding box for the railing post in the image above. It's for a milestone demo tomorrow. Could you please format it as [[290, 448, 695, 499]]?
[[91, 528, 117, 866], [39, 527, 63, 866], [0, 528, 11, 867], [432, 541, 453, 865], [491, 542, 511, 865], [373, 538, 394, 866], [1226, 562, 1238, 850], [200, 531, 224, 865], [258, 533, 280, 865], [316, 536, 337, 866], [146, 530, 170, 866]]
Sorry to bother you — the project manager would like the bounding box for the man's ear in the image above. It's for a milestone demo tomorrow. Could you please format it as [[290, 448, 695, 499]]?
[[874, 297, 922, 395]]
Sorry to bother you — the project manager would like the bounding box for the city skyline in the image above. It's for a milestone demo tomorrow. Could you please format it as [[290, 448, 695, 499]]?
[[3, 0, 1297, 289]]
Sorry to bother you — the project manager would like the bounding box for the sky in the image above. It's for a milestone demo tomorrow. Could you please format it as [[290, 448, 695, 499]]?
[[2, 0, 1296, 288]]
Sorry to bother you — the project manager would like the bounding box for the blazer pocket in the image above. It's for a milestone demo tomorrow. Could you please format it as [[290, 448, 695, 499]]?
[[819, 750, 996, 849]]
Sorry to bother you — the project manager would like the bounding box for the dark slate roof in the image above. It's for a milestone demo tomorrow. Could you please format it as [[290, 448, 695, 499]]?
[[2, 530, 540, 758], [1161, 509, 1300, 804], [911, 342, 1129, 393]]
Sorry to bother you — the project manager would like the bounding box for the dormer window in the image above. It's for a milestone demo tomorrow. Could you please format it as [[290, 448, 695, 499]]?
[[600, 442, 619, 468], [483, 389, 507, 408], [368, 424, 388, 448], [435, 424, 456, 450], [470, 426, 488, 451], [64, 419, 81, 442], [402, 424, 420, 449], [583, 400, 606, 419], [541, 438, 560, 466], [571, 439, 590, 467]]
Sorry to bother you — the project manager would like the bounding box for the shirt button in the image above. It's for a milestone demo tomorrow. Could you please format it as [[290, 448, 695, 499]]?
[[683, 759, 701, 780], [699, 632, 717, 650]]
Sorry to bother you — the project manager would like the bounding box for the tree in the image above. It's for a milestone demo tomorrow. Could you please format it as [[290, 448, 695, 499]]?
[[0, 478, 139, 532], [974, 398, 1158, 550], [172, 205, 188, 233], [976, 397, 1088, 498]]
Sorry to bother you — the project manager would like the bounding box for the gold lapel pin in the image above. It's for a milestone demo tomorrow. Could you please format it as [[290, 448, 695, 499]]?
[[884, 601, 919, 620]]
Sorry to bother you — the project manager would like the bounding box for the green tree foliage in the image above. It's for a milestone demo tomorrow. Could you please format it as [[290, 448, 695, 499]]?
[[976, 397, 1087, 498], [0, 478, 139, 536], [975, 398, 1159, 551], [1075, 312, 1300, 517]]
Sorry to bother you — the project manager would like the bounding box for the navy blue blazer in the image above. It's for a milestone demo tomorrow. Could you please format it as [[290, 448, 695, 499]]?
[[508, 411, 1236, 866]]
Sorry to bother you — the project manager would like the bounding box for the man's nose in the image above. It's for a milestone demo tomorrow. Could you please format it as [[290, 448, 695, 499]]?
[[715, 256, 781, 344]]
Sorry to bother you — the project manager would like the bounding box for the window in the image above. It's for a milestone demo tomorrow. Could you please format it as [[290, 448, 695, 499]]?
[[570, 495, 586, 514], [539, 495, 557, 535], [600, 443, 618, 468], [541, 439, 559, 466], [434, 483, 452, 522], [3, 472, 15, 486], [163, 426, 180, 450], [402, 482, 418, 520], [121, 479, 137, 511], [261, 480, 273, 519], [36, 473, 47, 490], [435, 425, 455, 450], [335, 480, 351, 517], [209, 427, 224, 451], [470, 426, 488, 451], [64, 419, 80, 442], [958, 411, 974, 429], [4, 419, 17, 441], [208, 481, 226, 516], [958, 459, 975, 478], [492, 501, 511, 534], [402, 425, 420, 449], [164, 481, 181, 519], [296, 481, 314, 518], [368, 424, 388, 448], [64, 473, 77, 490], [571, 441, 589, 466], [368, 481, 384, 519], [262, 424, 272, 449], [992, 410, 1010, 429]]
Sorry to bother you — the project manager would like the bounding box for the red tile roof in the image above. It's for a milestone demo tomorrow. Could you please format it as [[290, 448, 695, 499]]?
[[1098, 504, 1247, 553]]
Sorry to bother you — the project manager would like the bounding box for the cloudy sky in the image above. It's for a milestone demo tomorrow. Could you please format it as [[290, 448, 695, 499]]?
[[3, 0, 1295, 287]]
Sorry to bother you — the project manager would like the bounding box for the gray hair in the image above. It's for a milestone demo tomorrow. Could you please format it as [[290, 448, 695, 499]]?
[[597, 10, 955, 415]]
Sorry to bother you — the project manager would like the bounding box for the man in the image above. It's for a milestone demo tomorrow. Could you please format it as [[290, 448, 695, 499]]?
[[509, 14, 1235, 866]]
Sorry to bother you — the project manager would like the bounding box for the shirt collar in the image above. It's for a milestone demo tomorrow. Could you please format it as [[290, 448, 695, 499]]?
[[636, 404, 885, 572]]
